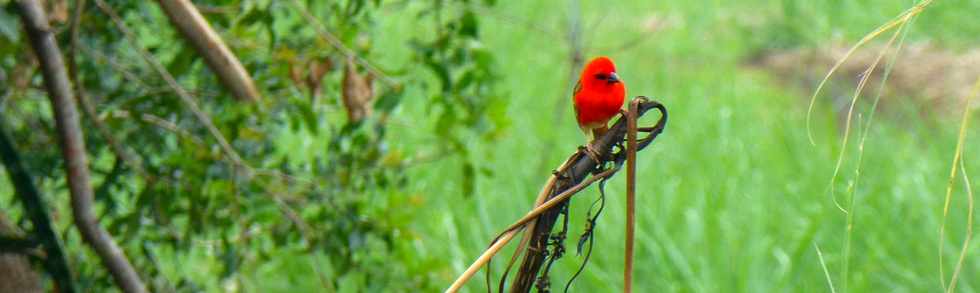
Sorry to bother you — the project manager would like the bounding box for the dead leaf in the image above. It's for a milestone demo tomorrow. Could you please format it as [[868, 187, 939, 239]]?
[[342, 57, 374, 123]]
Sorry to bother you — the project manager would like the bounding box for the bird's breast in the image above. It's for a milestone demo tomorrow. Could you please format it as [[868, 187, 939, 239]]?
[[574, 89, 625, 126]]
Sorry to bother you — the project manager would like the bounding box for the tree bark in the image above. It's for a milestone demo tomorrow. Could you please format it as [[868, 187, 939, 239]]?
[[16, 1, 147, 292], [0, 213, 43, 293], [156, 0, 261, 103]]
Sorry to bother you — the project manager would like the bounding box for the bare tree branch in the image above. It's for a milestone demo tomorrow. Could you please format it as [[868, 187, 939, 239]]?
[[156, 0, 261, 103], [16, 1, 147, 292]]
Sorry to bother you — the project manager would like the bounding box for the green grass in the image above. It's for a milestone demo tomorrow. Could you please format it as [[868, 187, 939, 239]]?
[[386, 0, 980, 292]]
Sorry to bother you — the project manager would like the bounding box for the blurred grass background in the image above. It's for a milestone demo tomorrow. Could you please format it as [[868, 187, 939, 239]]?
[[391, 0, 980, 292], [3, 0, 980, 292]]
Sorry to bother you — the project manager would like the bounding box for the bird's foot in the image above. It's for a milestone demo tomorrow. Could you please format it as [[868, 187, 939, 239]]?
[[578, 144, 603, 164], [551, 169, 570, 180]]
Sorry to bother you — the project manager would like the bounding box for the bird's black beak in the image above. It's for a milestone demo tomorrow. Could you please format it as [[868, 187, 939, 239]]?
[[608, 72, 620, 84]]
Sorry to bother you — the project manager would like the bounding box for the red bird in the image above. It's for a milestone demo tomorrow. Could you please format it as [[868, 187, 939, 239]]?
[[573, 56, 626, 160]]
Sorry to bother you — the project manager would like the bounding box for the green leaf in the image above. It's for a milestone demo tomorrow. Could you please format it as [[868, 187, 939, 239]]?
[[166, 46, 198, 77], [238, 5, 267, 26], [0, 8, 17, 42], [461, 162, 475, 197], [296, 98, 319, 134], [460, 10, 479, 38], [373, 88, 403, 113]]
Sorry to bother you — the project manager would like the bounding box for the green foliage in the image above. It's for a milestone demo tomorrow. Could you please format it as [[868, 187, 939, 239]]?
[[410, 1, 508, 195], [2, 0, 504, 291]]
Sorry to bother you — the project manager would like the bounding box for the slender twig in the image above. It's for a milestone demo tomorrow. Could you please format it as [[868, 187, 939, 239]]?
[[495, 229, 528, 293], [17, 1, 147, 291], [66, 0, 147, 177], [80, 43, 231, 97], [105, 110, 205, 147], [93, 0, 246, 171], [449, 228, 520, 293], [75, 43, 149, 89], [155, 0, 261, 103], [624, 99, 639, 293], [498, 168, 618, 240]]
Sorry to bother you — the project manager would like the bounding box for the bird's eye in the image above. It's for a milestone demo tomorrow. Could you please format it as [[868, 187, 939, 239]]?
[[594, 73, 608, 80]]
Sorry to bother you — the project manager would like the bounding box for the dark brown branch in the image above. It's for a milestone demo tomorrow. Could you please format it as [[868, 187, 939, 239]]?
[[0, 213, 43, 293], [0, 236, 38, 253], [509, 97, 666, 293], [16, 1, 147, 292], [0, 125, 75, 292], [155, 0, 261, 103]]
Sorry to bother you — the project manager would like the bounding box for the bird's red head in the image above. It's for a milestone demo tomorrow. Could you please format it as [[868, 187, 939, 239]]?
[[580, 56, 622, 91]]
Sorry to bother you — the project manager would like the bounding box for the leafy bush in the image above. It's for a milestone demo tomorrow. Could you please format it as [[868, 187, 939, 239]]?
[[1, 0, 506, 291]]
